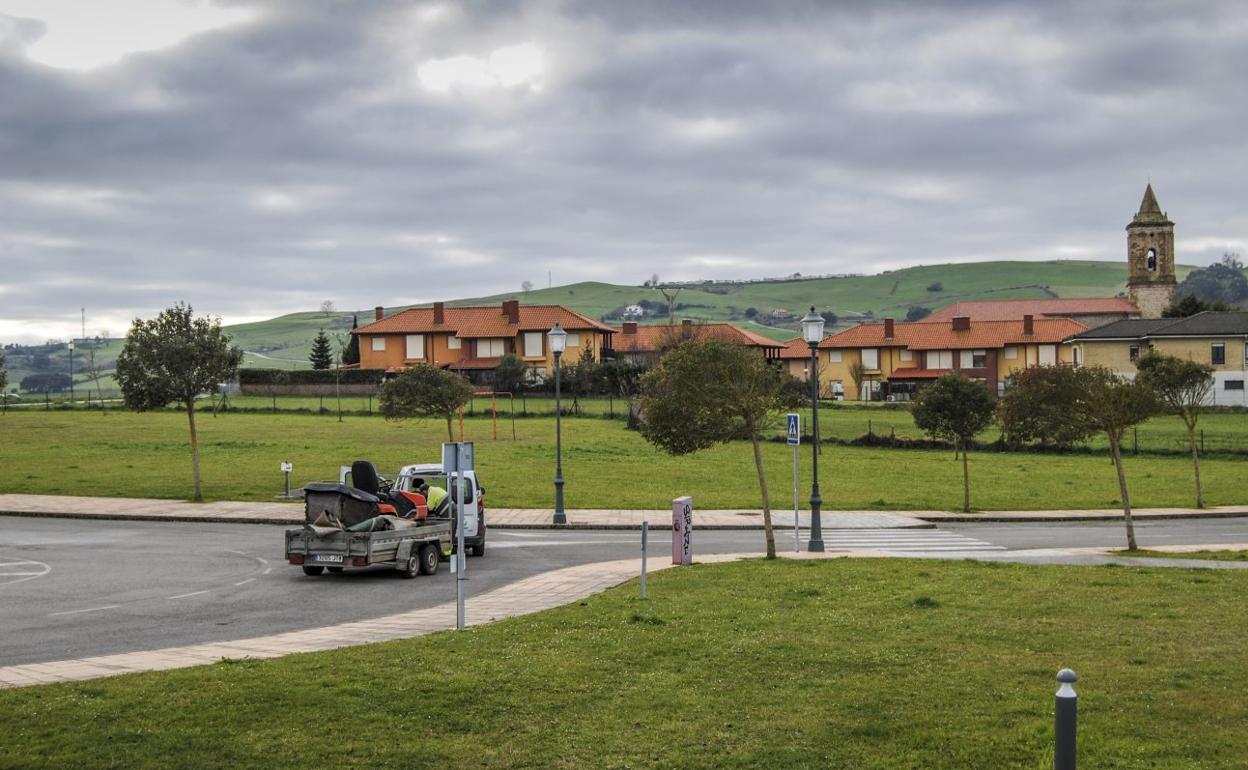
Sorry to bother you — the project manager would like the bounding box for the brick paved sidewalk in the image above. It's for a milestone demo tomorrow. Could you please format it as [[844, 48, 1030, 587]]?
[[0, 550, 853, 689], [2, 493, 1245, 529]]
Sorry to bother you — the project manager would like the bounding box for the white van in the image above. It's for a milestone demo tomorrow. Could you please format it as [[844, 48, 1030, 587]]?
[[394, 463, 486, 557]]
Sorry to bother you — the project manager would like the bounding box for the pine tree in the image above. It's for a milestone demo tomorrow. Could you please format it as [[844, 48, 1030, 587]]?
[[343, 315, 361, 366], [309, 329, 334, 370]]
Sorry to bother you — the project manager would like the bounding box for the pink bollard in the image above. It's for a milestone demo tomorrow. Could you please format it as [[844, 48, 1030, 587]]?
[[671, 496, 692, 565]]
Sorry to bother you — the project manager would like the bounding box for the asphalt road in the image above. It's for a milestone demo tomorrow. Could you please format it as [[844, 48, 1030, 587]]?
[[1, 515, 1246, 667]]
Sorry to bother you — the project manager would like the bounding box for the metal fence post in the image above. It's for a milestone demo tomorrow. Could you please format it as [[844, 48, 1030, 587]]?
[[640, 520, 648, 600], [1055, 668, 1077, 770]]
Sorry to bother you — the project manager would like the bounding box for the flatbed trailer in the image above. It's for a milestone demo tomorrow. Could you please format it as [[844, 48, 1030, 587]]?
[[285, 482, 453, 578]]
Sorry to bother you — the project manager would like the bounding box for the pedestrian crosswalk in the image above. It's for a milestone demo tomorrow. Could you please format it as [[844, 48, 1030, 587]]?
[[813, 528, 1006, 553]]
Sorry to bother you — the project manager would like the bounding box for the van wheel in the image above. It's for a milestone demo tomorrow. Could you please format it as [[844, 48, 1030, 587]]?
[[418, 544, 439, 575], [302, 565, 324, 576], [469, 542, 485, 557], [398, 551, 420, 579]]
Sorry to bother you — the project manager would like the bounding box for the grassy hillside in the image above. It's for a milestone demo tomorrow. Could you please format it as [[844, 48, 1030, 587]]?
[[3, 260, 1192, 391]]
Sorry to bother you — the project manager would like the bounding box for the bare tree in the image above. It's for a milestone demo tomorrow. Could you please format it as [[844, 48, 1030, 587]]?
[[320, 300, 336, 317], [521, 280, 534, 292], [1136, 352, 1214, 508], [848, 361, 867, 401]]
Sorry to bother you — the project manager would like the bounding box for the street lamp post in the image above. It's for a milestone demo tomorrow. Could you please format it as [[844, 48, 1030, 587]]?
[[67, 339, 75, 406], [800, 307, 826, 552], [548, 322, 568, 525]]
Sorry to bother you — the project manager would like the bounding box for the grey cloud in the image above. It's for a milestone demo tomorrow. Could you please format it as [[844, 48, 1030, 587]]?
[[1, 0, 1246, 342]]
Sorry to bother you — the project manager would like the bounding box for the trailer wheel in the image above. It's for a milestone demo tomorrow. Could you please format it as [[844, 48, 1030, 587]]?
[[398, 551, 420, 579], [302, 565, 325, 576], [418, 544, 439, 576]]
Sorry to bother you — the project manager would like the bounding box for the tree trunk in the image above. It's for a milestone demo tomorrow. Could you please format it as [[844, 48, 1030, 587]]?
[[1109, 433, 1137, 551], [750, 432, 776, 560], [446, 413, 454, 442], [187, 400, 202, 502], [960, 438, 971, 513], [1185, 418, 1204, 509]]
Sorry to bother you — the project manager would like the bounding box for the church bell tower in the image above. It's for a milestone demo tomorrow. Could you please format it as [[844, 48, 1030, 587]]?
[[1126, 183, 1177, 318]]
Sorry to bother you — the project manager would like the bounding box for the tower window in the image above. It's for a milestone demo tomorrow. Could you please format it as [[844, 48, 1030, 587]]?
[[1146, 248, 1157, 271]]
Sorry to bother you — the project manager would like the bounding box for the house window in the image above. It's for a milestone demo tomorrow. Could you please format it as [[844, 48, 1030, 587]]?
[[1129, 345, 1140, 362], [1004, 346, 1018, 360], [1212, 343, 1226, 365], [371, 336, 386, 352], [959, 350, 974, 368], [928, 350, 952, 369], [478, 339, 505, 358], [566, 333, 581, 348], [972, 350, 987, 368], [861, 348, 879, 369], [1038, 345, 1057, 365], [898, 349, 912, 362], [523, 332, 543, 358], [1225, 380, 1244, 391], [829, 350, 843, 363], [1146, 248, 1157, 271], [447, 336, 462, 350], [405, 334, 424, 359]]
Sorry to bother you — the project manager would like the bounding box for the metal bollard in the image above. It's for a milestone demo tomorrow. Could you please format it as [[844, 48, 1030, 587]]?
[[640, 521, 648, 600], [1055, 669, 1078, 770]]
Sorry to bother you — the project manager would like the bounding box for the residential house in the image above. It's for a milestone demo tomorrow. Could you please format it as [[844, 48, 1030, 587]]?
[[353, 300, 615, 384], [610, 320, 784, 365], [1067, 311, 1248, 405], [782, 315, 1085, 401]]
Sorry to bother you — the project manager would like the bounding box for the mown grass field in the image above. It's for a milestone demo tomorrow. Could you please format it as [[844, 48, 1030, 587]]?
[[1, 409, 1242, 511], [0, 558, 1244, 769], [1113, 549, 1248, 561]]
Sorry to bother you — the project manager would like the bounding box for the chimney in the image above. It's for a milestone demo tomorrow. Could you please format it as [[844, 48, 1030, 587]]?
[[952, 316, 971, 332], [433, 301, 445, 325], [883, 318, 895, 339], [502, 299, 520, 324], [1023, 314, 1034, 336], [623, 321, 638, 335], [374, 305, 384, 322], [682, 319, 693, 328]]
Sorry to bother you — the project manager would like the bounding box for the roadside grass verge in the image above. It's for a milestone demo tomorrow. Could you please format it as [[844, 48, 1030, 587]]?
[[0, 410, 1242, 512], [1111, 549, 1248, 561], [0, 559, 1244, 769]]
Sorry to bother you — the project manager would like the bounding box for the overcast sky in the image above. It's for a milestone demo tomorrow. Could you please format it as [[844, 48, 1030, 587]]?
[[2, 0, 1246, 344]]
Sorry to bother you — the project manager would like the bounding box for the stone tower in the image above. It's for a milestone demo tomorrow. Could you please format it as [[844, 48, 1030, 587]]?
[[1126, 183, 1177, 318]]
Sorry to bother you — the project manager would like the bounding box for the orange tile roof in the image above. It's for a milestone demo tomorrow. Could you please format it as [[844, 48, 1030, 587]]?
[[777, 336, 840, 359], [821, 318, 1086, 350], [611, 323, 782, 353], [354, 304, 614, 338], [925, 298, 1138, 322]]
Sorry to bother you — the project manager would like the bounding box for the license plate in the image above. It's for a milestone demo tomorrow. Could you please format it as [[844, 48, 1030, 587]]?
[[314, 553, 344, 563]]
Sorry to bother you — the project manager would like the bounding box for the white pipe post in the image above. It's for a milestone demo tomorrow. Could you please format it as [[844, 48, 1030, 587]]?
[[640, 520, 648, 600], [455, 466, 466, 631]]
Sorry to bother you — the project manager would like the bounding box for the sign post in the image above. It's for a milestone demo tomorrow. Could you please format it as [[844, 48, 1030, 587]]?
[[280, 461, 293, 499], [672, 496, 692, 565], [442, 442, 474, 630], [640, 520, 648, 600], [786, 413, 801, 552]]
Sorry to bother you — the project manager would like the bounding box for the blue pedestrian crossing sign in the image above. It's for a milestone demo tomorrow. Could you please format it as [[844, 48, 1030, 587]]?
[[786, 413, 801, 446]]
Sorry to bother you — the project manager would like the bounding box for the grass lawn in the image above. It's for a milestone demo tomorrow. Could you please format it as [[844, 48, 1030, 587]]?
[[1112, 549, 1248, 561], [1, 410, 1244, 511], [0, 559, 1244, 769]]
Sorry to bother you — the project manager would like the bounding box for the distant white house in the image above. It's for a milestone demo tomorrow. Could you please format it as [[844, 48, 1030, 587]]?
[[623, 305, 644, 319]]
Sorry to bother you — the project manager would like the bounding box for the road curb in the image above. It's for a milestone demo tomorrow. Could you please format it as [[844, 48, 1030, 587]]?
[[916, 511, 1248, 523]]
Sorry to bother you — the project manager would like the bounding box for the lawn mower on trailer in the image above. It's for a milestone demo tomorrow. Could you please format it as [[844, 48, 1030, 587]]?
[[284, 460, 452, 578]]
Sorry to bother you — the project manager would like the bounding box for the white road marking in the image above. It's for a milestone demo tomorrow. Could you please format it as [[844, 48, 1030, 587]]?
[[167, 590, 211, 600], [234, 578, 255, 586], [262, 567, 272, 575], [0, 559, 52, 587], [48, 605, 119, 617]]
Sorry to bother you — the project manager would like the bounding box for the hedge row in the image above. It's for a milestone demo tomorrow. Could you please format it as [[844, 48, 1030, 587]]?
[[238, 368, 386, 386]]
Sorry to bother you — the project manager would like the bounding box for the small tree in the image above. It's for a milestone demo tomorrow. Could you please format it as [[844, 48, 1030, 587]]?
[[320, 300, 336, 317], [1136, 352, 1214, 508], [380, 365, 474, 441], [521, 280, 534, 292], [639, 340, 784, 558], [343, 316, 361, 366], [309, 329, 334, 370], [848, 360, 867, 401], [493, 354, 528, 395], [911, 373, 995, 512], [996, 366, 1090, 448], [0, 350, 7, 414], [1079, 367, 1158, 550], [114, 303, 243, 500], [906, 306, 932, 322]]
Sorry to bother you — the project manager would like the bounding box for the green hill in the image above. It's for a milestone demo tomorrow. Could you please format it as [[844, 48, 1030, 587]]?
[[3, 260, 1194, 393]]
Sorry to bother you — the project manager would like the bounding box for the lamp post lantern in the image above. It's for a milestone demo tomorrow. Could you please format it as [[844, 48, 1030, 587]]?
[[548, 322, 568, 525], [67, 339, 75, 406], [800, 307, 825, 552]]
